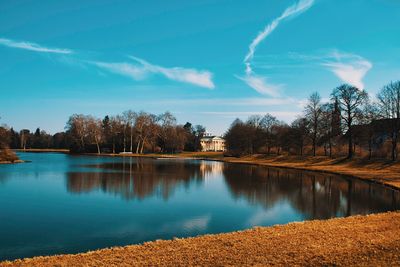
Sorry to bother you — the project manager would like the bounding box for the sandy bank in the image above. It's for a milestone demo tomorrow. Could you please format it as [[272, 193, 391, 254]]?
[[1, 212, 399, 266], [0, 160, 24, 164]]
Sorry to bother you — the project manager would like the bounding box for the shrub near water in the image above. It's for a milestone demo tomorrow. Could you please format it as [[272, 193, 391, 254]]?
[[0, 148, 19, 163]]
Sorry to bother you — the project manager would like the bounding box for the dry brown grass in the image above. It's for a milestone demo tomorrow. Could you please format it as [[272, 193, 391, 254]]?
[[2, 212, 399, 267], [0, 148, 21, 164]]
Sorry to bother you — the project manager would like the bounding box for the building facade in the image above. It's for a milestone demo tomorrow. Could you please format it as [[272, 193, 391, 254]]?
[[200, 134, 226, 152]]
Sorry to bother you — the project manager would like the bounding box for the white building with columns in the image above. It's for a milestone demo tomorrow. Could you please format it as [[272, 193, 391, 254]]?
[[200, 133, 226, 152]]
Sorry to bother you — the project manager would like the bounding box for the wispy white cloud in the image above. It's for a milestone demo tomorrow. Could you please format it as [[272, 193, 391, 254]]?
[[130, 56, 215, 89], [252, 50, 373, 90], [322, 51, 372, 90], [0, 37, 73, 54], [90, 61, 148, 80], [241, 0, 315, 96], [244, 0, 315, 68], [237, 74, 282, 97], [90, 56, 215, 89]]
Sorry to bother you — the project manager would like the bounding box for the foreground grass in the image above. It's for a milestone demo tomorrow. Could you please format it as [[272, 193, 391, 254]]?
[[2, 212, 399, 266]]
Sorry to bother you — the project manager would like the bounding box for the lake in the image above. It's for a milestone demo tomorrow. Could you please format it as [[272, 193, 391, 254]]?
[[0, 152, 399, 261]]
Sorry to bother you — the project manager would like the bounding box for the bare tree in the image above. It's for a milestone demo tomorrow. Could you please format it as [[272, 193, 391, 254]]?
[[66, 114, 87, 149], [331, 84, 368, 159], [319, 103, 335, 157], [86, 116, 103, 154], [123, 110, 137, 152], [109, 116, 123, 154], [247, 115, 263, 128], [290, 117, 309, 156], [20, 129, 30, 150], [304, 92, 322, 156], [158, 111, 177, 153], [135, 112, 159, 154], [359, 102, 379, 160], [134, 112, 147, 154], [377, 81, 400, 161], [141, 114, 159, 154], [115, 115, 127, 152], [260, 114, 280, 155], [0, 125, 11, 149]]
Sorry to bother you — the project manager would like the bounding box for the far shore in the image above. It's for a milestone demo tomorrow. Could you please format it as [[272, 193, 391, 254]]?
[[13, 148, 70, 153]]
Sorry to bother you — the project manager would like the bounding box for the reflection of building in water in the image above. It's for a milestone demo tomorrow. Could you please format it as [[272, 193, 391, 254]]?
[[199, 161, 224, 181], [67, 158, 219, 201], [200, 132, 226, 152], [223, 164, 399, 220]]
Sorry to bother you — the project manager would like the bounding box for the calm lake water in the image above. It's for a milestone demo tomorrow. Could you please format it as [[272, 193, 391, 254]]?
[[0, 152, 399, 260]]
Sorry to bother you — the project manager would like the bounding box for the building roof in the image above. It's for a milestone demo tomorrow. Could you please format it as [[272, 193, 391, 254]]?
[[201, 136, 225, 141]]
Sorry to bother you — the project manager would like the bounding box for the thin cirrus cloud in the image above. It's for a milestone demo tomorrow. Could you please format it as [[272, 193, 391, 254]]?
[[322, 51, 372, 90], [91, 56, 215, 89], [237, 74, 282, 97], [240, 0, 315, 96], [254, 50, 373, 90], [0, 36, 214, 89], [90, 61, 149, 80], [0, 37, 73, 54]]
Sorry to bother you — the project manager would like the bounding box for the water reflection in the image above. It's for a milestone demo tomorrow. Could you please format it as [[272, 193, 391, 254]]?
[[67, 159, 209, 200], [66, 158, 399, 219], [223, 164, 399, 219]]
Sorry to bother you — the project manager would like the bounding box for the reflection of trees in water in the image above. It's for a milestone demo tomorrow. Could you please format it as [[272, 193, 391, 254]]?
[[223, 164, 400, 219], [66, 158, 399, 217], [67, 159, 220, 200]]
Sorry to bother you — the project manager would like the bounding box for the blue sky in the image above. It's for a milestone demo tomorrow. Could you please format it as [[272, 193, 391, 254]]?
[[1, 0, 400, 135]]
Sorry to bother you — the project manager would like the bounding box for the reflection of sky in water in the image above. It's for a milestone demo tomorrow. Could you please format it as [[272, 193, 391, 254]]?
[[0, 152, 399, 261]]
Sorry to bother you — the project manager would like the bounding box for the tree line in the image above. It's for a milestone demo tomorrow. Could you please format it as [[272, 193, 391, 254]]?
[[225, 81, 400, 160], [0, 111, 206, 154], [1, 80, 400, 160]]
